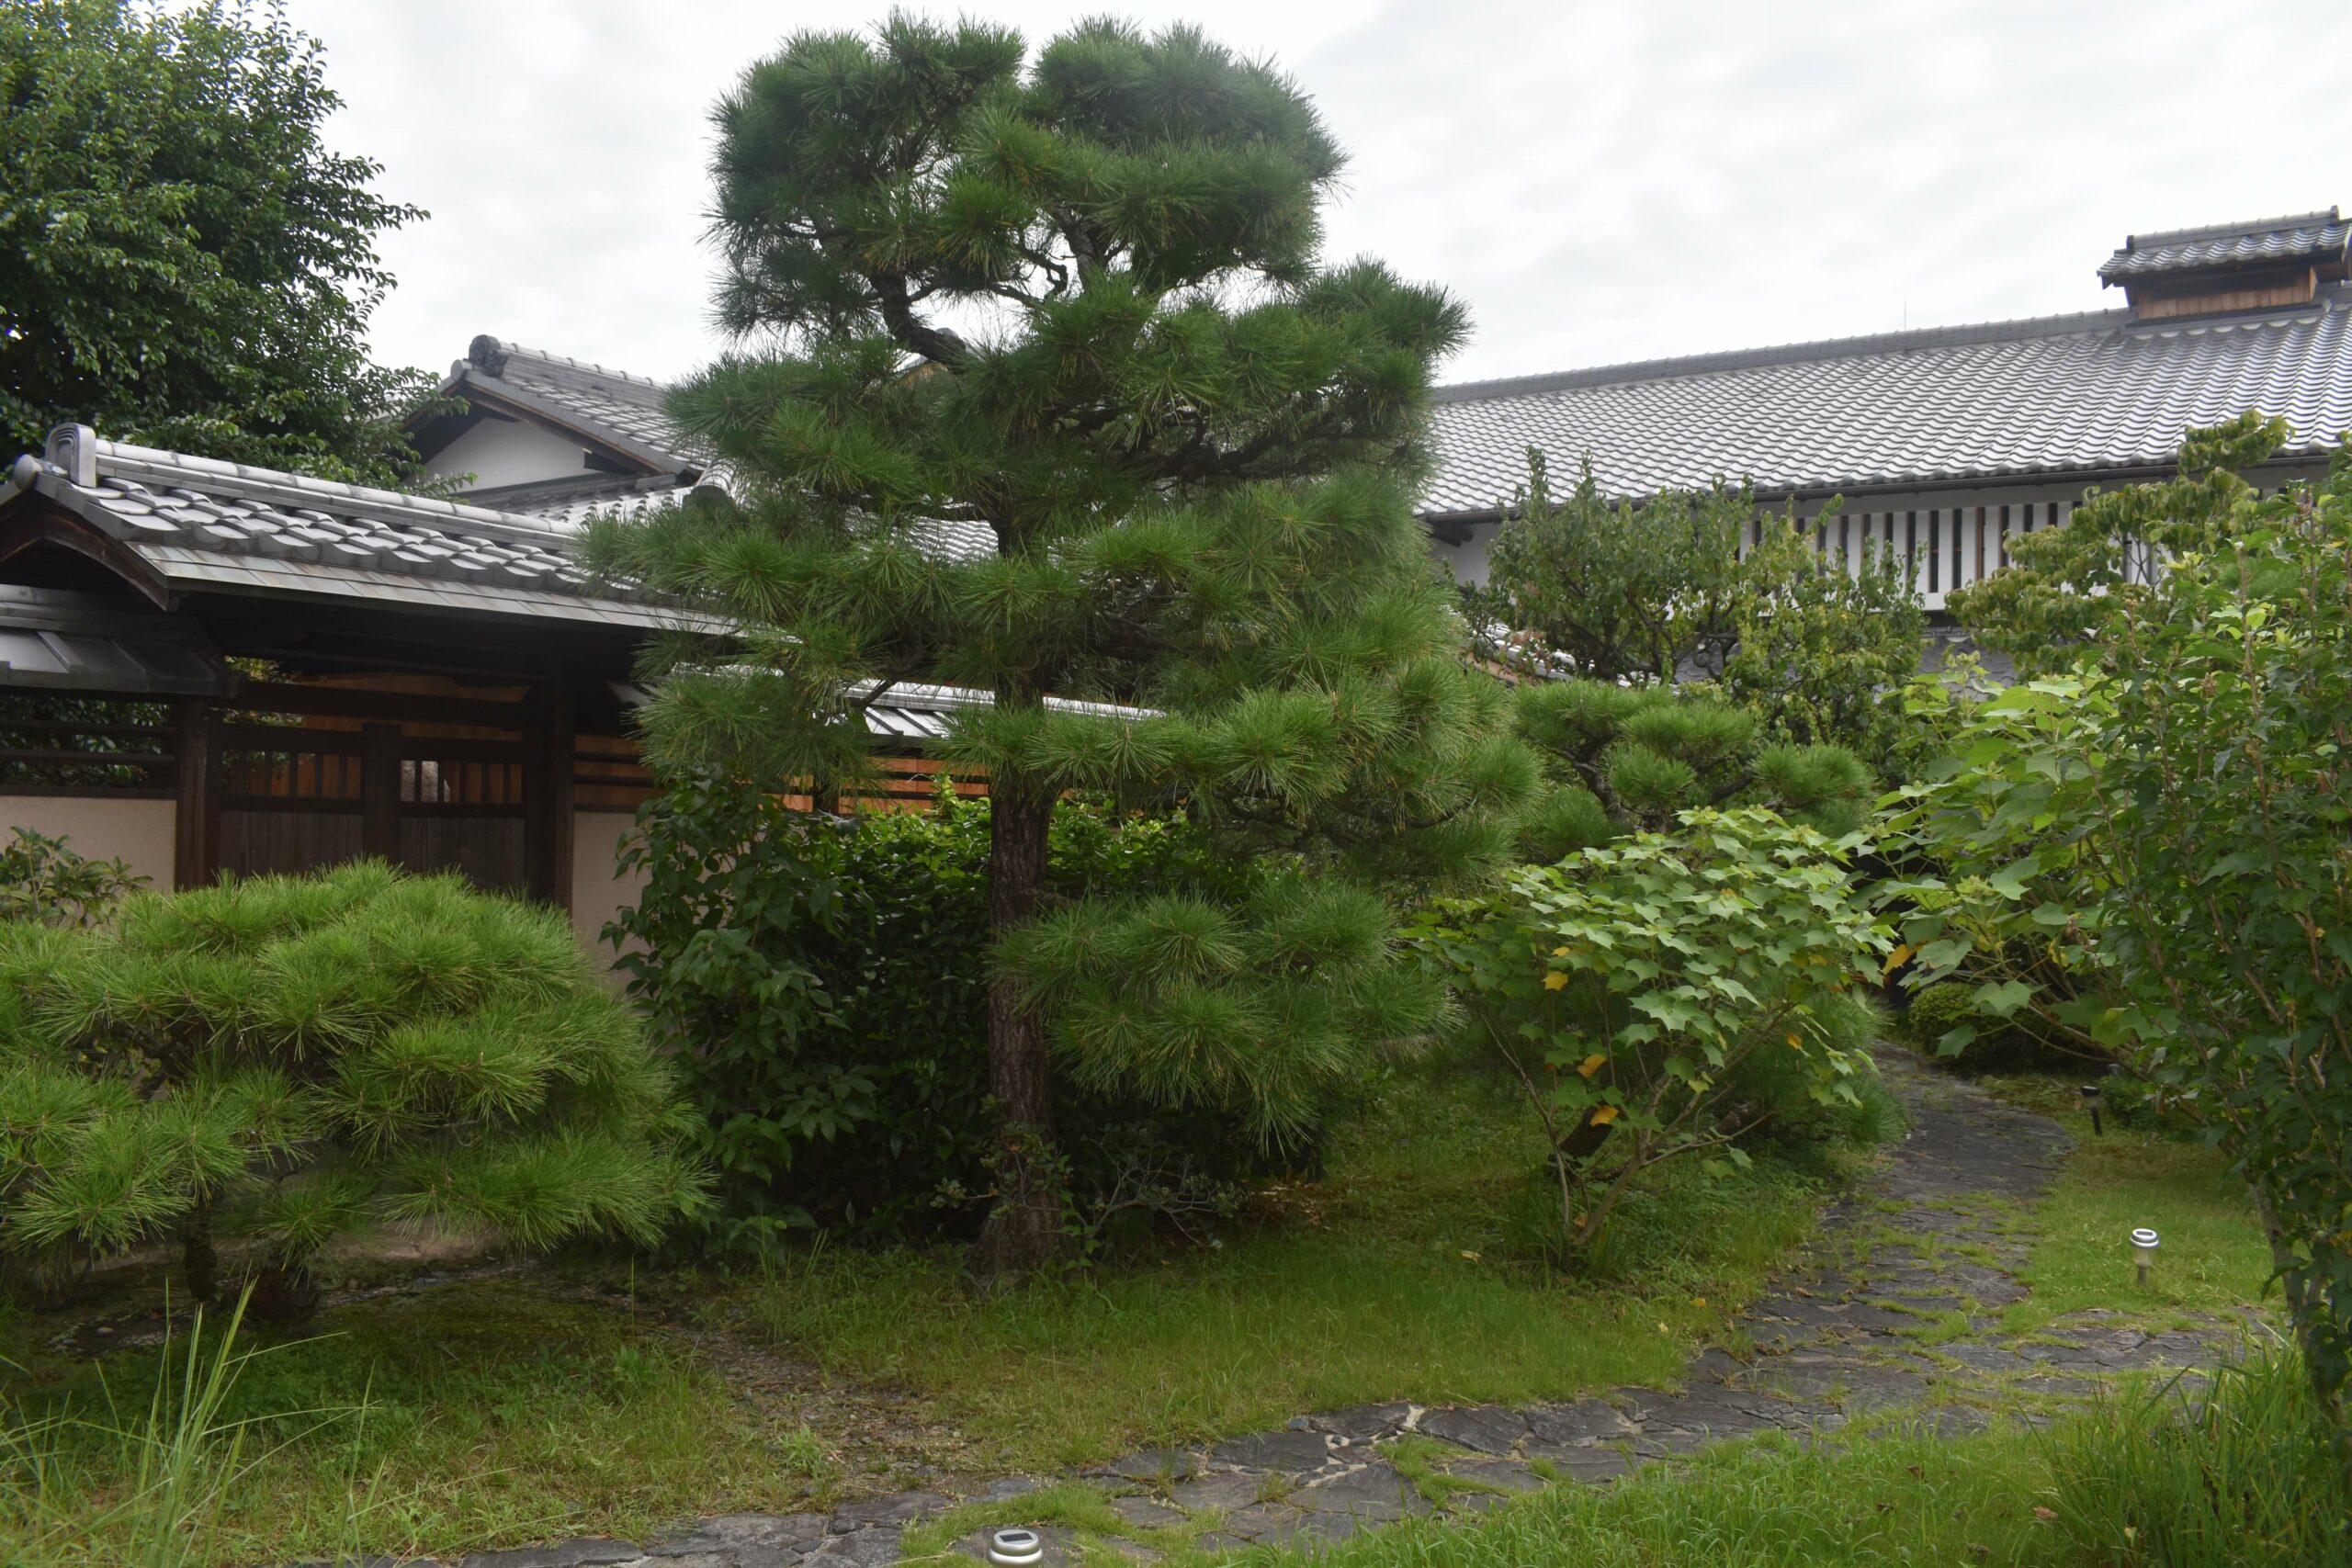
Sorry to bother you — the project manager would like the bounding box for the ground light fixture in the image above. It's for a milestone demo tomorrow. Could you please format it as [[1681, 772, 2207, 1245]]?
[[989, 1528, 1046, 1566], [2132, 1227, 2160, 1286], [2078, 1082, 2104, 1135]]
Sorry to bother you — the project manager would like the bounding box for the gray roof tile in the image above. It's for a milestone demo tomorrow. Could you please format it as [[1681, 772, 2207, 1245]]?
[[2099, 209, 2349, 282], [5, 439, 724, 634], [1421, 286, 2352, 516]]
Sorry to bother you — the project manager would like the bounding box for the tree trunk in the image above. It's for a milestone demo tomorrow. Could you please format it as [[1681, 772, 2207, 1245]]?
[[180, 1200, 219, 1303], [973, 782, 1064, 1277], [248, 1258, 322, 1325]]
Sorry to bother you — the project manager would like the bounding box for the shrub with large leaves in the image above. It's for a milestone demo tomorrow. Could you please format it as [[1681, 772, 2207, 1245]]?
[[0, 863, 707, 1317], [1416, 807, 1887, 1258]]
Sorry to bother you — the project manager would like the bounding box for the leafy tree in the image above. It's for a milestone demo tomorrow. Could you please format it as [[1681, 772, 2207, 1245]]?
[[0, 863, 708, 1319], [1473, 451, 1751, 684], [1474, 454, 1925, 771], [1724, 516, 1925, 774], [1947, 411, 2289, 678], [1417, 807, 1886, 1258], [1887, 434, 2352, 1455], [1510, 678, 1872, 864], [586, 17, 1526, 1271], [0, 0, 433, 484]]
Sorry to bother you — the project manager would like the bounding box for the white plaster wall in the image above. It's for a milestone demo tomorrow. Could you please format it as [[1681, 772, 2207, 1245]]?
[[1427, 522, 1497, 588], [427, 418, 595, 491], [0, 796, 175, 888], [571, 810, 649, 961]]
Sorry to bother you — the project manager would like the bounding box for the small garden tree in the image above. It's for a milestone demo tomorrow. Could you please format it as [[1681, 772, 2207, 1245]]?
[[1887, 429, 2352, 1454], [1472, 453, 1926, 774], [586, 17, 1526, 1272], [1471, 452, 1752, 684], [1947, 411, 2288, 678], [0, 863, 707, 1318], [1417, 807, 1887, 1258]]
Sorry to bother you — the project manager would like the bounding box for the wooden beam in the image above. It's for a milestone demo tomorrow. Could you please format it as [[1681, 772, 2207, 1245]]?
[[359, 723, 402, 864], [523, 683, 575, 912], [172, 699, 220, 889], [236, 681, 526, 730]]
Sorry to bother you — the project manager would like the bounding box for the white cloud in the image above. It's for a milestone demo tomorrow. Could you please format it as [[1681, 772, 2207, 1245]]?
[[285, 0, 2352, 387]]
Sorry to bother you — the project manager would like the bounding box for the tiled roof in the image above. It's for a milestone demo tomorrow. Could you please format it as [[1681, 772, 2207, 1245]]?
[[3, 436, 721, 633], [448, 335, 702, 479], [1421, 285, 2352, 517], [2099, 209, 2349, 283]]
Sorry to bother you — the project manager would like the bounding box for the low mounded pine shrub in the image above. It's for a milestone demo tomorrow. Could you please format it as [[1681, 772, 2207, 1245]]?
[[0, 862, 708, 1317]]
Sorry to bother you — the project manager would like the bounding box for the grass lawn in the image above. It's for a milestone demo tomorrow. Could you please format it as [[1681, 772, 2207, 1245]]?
[[1975, 1074, 2277, 1333], [2, 1066, 1860, 1562], [2, 1279, 831, 1565], [737, 1066, 1857, 1473]]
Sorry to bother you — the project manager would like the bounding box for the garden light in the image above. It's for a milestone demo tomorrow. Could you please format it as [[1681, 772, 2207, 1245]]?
[[989, 1528, 1046, 1566], [2131, 1227, 2160, 1286], [2079, 1082, 2103, 1136]]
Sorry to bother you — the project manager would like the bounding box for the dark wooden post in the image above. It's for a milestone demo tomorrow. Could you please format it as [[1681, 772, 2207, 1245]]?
[[359, 723, 402, 866], [523, 682, 575, 912], [172, 698, 220, 889]]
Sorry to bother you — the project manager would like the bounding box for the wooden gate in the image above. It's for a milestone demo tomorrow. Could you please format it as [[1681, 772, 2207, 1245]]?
[[215, 722, 534, 894]]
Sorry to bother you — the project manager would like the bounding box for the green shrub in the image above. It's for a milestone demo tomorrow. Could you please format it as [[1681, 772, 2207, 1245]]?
[[2044, 1345, 2350, 1567], [1416, 807, 1889, 1263], [611, 777, 1306, 1253], [0, 863, 707, 1316], [1510, 679, 1873, 865], [0, 827, 142, 927]]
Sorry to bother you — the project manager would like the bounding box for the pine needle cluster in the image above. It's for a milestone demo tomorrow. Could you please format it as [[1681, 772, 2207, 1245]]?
[[0, 863, 707, 1315]]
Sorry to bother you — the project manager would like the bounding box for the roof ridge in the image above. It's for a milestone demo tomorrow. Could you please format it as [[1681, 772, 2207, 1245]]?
[[466, 333, 668, 396], [2123, 207, 2344, 250], [1431, 305, 2140, 404], [89, 440, 583, 547]]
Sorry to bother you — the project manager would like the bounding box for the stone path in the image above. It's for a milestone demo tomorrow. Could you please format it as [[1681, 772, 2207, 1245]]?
[[336, 1052, 2243, 1568]]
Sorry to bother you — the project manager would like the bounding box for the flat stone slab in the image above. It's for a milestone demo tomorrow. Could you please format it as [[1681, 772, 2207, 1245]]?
[[1295, 1461, 1413, 1519], [1104, 1495, 1188, 1530], [1101, 1448, 1203, 1483], [827, 1495, 945, 1532], [1209, 1428, 1334, 1472], [1416, 1404, 1529, 1456], [1168, 1470, 1267, 1514]]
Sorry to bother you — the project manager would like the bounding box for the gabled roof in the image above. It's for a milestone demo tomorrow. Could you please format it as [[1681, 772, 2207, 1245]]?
[[2, 433, 720, 633], [1420, 285, 2352, 520], [2099, 208, 2350, 283], [454, 335, 694, 473]]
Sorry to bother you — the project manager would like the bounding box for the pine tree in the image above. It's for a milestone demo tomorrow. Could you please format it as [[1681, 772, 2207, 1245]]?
[[0, 864, 708, 1318], [587, 17, 1526, 1271]]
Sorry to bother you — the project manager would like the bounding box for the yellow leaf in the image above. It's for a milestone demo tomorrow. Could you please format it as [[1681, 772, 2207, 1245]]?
[[1577, 1053, 1607, 1078], [1543, 971, 1569, 991], [1553, 945, 1572, 956], [1691, 1296, 1707, 1308], [1459, 1249, 1482, 1262], [1589, 1105, 1619, 1126], [1882, 942, 1915, 976]]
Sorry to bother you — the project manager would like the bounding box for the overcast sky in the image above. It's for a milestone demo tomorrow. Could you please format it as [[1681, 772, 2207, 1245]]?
[[284, 0, 2352, 390]]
